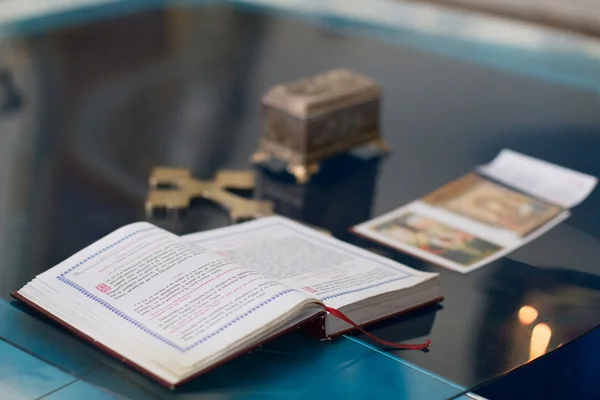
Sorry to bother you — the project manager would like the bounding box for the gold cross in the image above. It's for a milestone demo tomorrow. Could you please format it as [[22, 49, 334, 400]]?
[[145, 167, 274, 222]]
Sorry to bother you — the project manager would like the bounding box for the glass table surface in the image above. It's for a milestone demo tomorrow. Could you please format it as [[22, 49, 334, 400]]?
[[1, 1, 600, 399]]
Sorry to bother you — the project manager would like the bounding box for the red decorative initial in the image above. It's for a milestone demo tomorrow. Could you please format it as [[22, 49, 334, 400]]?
[[96, 283, 111, 293]]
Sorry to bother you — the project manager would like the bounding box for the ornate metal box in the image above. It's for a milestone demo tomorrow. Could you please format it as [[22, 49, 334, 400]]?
[[252, 69, 389, 183]]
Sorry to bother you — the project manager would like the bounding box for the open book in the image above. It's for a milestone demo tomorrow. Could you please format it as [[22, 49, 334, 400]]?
[[12, 216, 441, 388]]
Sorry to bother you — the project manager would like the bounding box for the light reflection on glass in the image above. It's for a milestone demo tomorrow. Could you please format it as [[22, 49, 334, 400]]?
[[529, 323, 552, 361], [518, 305, 538, 325]]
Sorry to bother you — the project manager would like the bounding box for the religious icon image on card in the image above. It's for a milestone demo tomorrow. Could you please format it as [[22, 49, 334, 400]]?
[[423, 174, 562, 237], [371, 212, 503, 267]]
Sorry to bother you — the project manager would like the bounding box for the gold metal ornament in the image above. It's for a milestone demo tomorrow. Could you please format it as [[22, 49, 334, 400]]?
[[146, 167, 274, 222]]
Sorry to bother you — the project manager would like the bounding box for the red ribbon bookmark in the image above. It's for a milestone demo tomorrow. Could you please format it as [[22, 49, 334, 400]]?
[[325, 306, 431, 351]]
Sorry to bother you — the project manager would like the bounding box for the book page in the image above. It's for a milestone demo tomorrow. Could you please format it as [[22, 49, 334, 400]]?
[[184, 217, 438, 309], [353, 200, 569, 274], [18, 222, 316, 382]]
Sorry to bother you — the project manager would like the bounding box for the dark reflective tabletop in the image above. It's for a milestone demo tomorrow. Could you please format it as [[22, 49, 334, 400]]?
[[1, 2, 600, 399]]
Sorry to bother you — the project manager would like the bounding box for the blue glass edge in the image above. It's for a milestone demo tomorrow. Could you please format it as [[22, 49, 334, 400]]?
[[344, 335, 466, 391], [42, 380, 123, 400], [0, 0, 171, 38], [0, 299, 102, 376], [1, 0, 599, 93], [227, 0, 600, 93], [0, 338, 78, 400]]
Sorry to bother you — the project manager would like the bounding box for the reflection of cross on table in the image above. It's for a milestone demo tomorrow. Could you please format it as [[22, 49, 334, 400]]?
[[145, 167, 274, 222]]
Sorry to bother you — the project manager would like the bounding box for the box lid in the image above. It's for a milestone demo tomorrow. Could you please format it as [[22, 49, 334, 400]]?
[[262, 69, 380, 119]]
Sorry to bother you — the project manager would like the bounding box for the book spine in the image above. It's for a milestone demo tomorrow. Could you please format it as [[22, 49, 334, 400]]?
[[302, 313, 328, 340]]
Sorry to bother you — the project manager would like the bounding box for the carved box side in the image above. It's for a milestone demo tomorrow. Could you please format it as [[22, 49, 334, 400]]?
[[261, 105, 307, 164], [303, 98, 380, 164], [259, 69, 382, 165]]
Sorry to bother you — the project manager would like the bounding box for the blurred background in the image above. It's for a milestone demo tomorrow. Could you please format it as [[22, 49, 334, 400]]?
[[1, 1, 600, 399]]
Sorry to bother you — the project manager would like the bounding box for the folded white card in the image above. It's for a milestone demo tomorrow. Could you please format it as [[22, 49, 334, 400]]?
[[478, 149, 598, 209]]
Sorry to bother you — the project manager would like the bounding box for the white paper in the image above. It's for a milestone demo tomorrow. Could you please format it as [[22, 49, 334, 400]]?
[[478, 149, 597, 209], [353, 201, 570, 274], [184, 216, 438, 309]]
